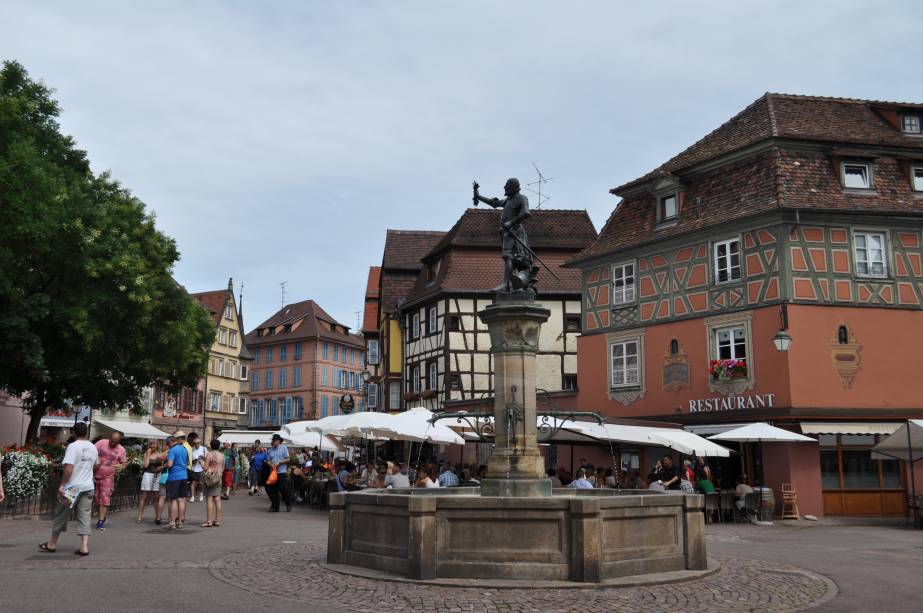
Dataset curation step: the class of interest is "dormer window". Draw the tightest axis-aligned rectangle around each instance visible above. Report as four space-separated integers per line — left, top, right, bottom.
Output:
902 114 921 134
842 162 872 190
659 194 678 222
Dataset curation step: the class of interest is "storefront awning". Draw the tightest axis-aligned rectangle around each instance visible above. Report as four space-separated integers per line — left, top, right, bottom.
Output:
684 423 750 437
40 416 80 428
94 418 171 439
800 422 902 436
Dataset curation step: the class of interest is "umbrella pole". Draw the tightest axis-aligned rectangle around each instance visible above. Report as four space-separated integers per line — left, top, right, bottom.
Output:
908 421 918 527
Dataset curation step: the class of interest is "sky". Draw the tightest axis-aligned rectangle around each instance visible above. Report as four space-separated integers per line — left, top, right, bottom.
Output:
2 1 921 331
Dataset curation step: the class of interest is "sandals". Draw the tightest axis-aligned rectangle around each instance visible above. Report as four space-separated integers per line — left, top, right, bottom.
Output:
154 519 163 525
74 550 89 556
135 518 143 524
168 522 176 530
200 522 213 528
38 543 56 553
212 522 220 527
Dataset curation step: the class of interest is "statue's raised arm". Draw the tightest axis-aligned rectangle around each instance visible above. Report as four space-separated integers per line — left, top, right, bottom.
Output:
473 178 539 295
473 181 502 208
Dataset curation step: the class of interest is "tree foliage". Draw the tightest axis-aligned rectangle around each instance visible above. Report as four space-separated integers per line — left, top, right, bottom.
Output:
0 60 214 441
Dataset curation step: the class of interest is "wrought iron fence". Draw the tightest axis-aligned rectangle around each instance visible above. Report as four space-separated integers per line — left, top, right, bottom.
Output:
0 473 142 520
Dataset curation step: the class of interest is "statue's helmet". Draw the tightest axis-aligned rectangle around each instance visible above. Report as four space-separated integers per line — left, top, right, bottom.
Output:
504 178 520 191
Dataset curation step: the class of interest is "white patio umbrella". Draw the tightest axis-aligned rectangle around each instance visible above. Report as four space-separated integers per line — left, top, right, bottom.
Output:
284 431 342 452
710 422 815 519
303 412 394 438
871 420 923 526
380 407 464 445
565 421 733 457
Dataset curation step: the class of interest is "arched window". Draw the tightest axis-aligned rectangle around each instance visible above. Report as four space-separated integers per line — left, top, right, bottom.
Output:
670 339 679 355
838 325 849 344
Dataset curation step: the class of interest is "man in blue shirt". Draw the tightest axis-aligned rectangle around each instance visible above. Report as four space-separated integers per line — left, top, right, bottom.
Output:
569 468 594 490
438 463 459 487
266 434 291 512
165 435 190 529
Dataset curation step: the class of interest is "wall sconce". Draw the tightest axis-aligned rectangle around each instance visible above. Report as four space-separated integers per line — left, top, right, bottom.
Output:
773 303 792 352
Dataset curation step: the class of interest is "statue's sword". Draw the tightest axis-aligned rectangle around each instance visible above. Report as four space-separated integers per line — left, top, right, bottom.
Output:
500 224 562 282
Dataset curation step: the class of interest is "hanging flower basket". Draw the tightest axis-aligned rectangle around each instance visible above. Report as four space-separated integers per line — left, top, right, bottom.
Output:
709 358 747 382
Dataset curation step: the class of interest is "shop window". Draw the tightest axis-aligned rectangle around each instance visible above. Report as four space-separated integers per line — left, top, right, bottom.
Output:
841 450 880 488
820 450 841 489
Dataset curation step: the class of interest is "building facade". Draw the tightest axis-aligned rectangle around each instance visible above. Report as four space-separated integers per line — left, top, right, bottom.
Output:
192 279 252 442
246 300 366 426
401 208 597 409
362 267 383 411
570 94 923 517
374 230 446 412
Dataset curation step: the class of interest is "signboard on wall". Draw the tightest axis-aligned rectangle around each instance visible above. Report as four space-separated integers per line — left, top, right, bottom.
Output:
688 393 775 413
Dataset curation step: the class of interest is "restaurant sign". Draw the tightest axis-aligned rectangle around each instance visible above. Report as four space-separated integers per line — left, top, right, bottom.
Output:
688 393 775 413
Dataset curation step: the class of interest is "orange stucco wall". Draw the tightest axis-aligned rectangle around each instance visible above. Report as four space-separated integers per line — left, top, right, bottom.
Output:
787 304 923 409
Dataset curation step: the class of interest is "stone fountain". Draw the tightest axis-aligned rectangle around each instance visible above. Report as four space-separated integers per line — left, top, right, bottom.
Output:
326 179 707 583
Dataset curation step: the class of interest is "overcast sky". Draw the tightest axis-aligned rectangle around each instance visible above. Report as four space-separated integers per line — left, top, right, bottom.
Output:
3 1 920 331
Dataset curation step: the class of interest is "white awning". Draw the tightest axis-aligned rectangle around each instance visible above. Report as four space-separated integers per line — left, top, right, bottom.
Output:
800 422 902 436
40 416 80 428
94 418 171 440
684 423 750 437
217 430 281 445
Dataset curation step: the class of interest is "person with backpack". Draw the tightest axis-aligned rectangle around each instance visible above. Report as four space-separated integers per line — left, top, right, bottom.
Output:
201 439 224 528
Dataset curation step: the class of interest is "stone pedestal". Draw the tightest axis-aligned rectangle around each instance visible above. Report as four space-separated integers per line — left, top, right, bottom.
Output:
478 291 552 498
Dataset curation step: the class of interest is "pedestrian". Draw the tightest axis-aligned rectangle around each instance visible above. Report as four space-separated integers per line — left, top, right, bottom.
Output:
40 422 98 555
0 449 5 503
265 433 292 512
93 430 127 530
136 440 166 524
201 439 224 527
250 442 267 496
221 442 236 500
569 468 594 489
438 463 459 487
238 448 250 493
188 432 206 503
165 433 190 529
384 462 410 488
647 455 680 491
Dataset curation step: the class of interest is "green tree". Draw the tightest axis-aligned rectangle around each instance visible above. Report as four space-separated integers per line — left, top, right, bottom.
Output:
0 60 214 442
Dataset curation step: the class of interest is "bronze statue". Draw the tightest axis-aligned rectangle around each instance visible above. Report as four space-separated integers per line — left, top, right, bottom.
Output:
473 178 539 294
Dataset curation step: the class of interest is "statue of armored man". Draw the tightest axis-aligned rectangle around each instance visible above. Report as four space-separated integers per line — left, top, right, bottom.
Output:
473 178 539 295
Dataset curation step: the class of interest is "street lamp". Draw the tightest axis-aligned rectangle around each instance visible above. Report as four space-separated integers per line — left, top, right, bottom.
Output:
773 303 792 352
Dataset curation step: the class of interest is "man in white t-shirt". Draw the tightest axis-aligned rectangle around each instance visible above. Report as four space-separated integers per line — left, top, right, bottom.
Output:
188 433 207 503
40 422 99 555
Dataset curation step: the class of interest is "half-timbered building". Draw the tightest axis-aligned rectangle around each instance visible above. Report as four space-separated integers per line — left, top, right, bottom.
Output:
401 208 597 409
569 94 923 518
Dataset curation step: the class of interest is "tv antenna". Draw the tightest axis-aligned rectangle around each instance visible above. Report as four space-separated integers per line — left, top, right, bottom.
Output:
280 281 287 310
355 310 362 332
524 161 553 209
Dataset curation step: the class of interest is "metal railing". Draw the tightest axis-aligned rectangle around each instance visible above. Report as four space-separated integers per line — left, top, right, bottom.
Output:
0 474 142 520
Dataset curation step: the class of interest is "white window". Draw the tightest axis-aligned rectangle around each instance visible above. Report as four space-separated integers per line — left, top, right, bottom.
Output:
610 340 639 388
217 359 225 377
367 340 380 365
238 397 248 414
322 367 328 386
229 330 238 348
413 365 421 394
240 365 249 381
428 362 438 390
368 383 379 409
854 231 888 277
611 262 636 305
209 391 221 411
428 306 437 335
389 382 401 410
713 238 741 283
218 327 228 345
842 162 871 189
913 166 923 192
715 326 747 361
659 194 678 221
412 313 421 339
225 304 233 320
902 115 921 133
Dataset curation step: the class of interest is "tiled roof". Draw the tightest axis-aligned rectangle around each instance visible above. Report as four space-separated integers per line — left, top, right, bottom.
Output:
573 93 923 263
244 299 363 347
380 272 418 315
614 93 923 194
191 289 228 326
403 249 583 306
424 208 597 260
381 230 446 270
362 266 381 334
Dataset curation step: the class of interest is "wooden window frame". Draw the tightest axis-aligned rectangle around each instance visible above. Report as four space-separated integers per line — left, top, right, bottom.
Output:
852 229 889 279
712 237 742 284
611 261 637 305
609 338 641 389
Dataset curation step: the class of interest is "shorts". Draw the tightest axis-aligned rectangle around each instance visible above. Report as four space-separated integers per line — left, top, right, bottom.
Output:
189 471 203 484
52 490 93 536
222 469 234 488
165 479 190 500
140 472 161 492
204 484 222 498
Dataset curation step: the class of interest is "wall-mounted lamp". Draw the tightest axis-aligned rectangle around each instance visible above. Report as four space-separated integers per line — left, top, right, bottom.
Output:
773 303 792 352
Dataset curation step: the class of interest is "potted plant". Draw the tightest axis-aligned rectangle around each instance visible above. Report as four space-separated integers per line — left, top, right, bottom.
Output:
422 389 438 400
709 358 747 382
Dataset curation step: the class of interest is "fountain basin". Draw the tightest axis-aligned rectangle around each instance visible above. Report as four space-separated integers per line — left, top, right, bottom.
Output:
327 488 707 583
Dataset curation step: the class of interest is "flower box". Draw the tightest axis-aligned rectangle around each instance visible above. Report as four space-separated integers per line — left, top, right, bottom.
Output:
421 390 438 399
709 358 747 382
403 392 420 401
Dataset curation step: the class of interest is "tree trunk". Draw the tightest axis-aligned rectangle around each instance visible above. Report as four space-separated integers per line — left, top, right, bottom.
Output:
25 407 45 444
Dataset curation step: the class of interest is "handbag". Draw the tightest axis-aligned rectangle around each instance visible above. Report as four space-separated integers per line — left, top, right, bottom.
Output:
266 465 278 486
159 471 169 486
204 469 221 488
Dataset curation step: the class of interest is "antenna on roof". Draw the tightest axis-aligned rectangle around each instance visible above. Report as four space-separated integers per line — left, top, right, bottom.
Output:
355 310 361 332
280 281 287 310
524 161 553 209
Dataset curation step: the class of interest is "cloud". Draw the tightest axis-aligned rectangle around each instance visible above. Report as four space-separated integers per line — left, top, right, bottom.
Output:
2 1 920 328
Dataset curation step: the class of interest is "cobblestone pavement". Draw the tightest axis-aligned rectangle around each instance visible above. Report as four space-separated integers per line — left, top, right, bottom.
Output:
211 541 838 613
